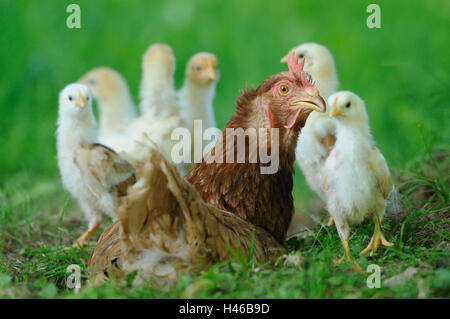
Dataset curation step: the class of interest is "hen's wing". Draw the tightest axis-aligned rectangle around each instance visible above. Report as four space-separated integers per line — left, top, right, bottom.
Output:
368 146 391 199
88 220 123 284
88 148 283 283
75 143 136 197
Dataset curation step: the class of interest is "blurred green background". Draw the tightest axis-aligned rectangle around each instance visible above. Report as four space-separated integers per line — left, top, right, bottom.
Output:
0 0 449 207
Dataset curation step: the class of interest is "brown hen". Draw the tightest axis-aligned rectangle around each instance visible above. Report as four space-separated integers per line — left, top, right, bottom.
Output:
88 52 326 283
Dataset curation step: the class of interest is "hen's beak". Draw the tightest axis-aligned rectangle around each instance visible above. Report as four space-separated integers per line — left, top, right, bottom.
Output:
285 95 326 128
75 92 86 108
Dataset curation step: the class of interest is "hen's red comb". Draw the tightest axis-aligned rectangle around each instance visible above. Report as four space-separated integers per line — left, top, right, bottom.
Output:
287 51 314 89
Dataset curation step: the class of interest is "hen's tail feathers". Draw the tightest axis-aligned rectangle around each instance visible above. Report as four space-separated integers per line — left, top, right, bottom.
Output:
117 148 214 278
88 221 123 284
117 149 282 279
385 185 409 223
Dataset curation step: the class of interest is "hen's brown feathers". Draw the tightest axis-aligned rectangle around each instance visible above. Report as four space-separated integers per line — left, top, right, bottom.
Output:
88 56 321 282
88 150 283 282
235 73 285 111
88 221 122 284
187 153 295 243
187 75 302 243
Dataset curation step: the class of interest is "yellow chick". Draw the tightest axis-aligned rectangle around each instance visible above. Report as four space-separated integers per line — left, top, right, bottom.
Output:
126 44 187 172
322 91 393 268
138 43 177 116
79 67 137 152
57 83 136 246
178 52 219 154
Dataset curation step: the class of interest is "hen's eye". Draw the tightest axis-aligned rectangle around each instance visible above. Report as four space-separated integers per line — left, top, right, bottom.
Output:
68 96 73 101
346 102 351 108
279 85 289 95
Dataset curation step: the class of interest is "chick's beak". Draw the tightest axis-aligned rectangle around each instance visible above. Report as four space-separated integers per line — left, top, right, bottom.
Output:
284 94 326 129
75 93 86 108
329 98 343 117
205 67 216 81
280 52 290 63
329 105 342 117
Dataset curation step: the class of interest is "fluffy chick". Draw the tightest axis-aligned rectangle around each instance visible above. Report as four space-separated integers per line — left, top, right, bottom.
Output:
138 43 177 116
79 67 137 152
178 52 219 154
322 91 393 267
281 43 338 225
57 83 136 246
127 44 186 170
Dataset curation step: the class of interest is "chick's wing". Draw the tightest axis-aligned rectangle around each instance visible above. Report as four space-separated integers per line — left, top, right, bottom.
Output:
76 143 136 197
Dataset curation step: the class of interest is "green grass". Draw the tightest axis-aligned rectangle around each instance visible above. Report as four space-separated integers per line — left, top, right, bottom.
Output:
0 151 448 299
0 0 449 298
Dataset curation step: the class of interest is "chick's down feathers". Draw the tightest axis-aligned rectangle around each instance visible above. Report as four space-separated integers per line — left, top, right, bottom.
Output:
322 91 393 262
126 43 188 174
78 67 137 153
57 83 136 246
178 52 219 154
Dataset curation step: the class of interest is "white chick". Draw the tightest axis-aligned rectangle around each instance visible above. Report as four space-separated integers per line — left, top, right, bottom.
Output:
178 52 219 154
322 91 393 267
78 67 137 153
127 44 186 171
281 43 338 225
57 83 136 247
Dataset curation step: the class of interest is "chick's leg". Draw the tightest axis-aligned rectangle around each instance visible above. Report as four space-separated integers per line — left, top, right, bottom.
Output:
360 214 393 256
327 217 334 227
73 216 102 247
334 219 351 264
335 219 364 274
336 236 350 264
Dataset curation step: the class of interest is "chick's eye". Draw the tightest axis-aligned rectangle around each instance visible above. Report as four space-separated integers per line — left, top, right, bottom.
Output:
279 84 289 95
196 66 202 71
88 79 96 85
346 102 351 108
299 53 304 59
68 96 73 101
